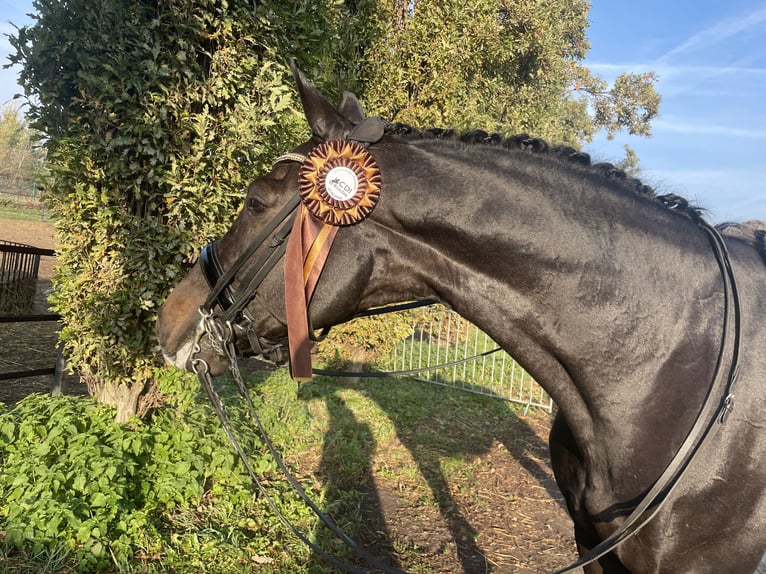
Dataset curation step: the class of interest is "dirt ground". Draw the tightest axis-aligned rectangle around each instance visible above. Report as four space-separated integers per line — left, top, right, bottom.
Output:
0 217 581 573
355 412 582 573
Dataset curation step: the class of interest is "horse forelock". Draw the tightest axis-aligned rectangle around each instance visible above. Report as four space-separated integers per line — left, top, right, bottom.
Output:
383 122 706 223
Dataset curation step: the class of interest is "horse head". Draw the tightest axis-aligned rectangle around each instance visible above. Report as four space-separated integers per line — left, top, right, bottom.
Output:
157 64 411 376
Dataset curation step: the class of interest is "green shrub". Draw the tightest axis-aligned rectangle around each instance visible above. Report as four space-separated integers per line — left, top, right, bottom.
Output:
316 312 415 369
0 368 320 572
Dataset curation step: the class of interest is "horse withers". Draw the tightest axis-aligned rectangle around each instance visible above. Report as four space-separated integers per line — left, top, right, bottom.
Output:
157 65 766 573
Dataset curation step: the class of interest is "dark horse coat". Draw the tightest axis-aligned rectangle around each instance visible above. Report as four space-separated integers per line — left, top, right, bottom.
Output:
158 66 766 573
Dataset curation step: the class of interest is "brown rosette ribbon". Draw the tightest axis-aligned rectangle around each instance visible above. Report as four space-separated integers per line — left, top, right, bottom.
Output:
284 141 381 380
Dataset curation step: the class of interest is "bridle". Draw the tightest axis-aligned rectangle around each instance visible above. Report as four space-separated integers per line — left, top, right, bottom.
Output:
191 184 302 373
187 138 743 573
188 142 416 573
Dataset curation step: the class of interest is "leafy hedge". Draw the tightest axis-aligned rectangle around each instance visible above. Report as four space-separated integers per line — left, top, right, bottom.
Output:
0 369 322 572
8 0 374 420
317 312 414 369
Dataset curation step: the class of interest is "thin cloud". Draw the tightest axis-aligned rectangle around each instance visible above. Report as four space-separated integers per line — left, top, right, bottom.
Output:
585 6 766 223
588 62 766 79
643 168 766 222
587 61 766 102
658 3 766 63
654 119 766 139
646 168 765 193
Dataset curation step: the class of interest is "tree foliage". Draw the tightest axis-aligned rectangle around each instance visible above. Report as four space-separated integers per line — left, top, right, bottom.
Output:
359 0 660 144
0 102 45 195
614 144 642 177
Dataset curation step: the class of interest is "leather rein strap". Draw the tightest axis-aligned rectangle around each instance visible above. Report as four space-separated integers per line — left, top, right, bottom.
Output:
195 351 406 574
550 219 742 573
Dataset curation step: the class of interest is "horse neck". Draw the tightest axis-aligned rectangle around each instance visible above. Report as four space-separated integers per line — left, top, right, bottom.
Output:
369 140 724 470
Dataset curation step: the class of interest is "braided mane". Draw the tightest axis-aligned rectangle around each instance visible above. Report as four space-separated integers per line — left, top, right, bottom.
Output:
384 123 766 263
384 123 706 222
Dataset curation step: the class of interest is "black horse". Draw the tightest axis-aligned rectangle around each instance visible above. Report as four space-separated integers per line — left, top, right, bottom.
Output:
157 66 766 573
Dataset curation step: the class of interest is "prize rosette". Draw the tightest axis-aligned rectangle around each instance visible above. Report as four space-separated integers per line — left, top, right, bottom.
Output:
299 140 381 226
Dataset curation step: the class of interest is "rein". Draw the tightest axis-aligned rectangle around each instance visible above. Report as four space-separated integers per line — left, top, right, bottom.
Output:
549 219 742 573
193 340 407 574
190 139 742 572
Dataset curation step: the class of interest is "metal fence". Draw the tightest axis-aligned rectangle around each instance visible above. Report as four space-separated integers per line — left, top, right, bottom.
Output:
385 306 554 412
0 240 63 384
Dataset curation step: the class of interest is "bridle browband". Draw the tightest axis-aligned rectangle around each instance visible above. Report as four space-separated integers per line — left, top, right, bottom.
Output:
189 143 743 573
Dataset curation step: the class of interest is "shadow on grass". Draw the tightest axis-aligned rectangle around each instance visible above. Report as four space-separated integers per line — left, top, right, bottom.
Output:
296 373 564 574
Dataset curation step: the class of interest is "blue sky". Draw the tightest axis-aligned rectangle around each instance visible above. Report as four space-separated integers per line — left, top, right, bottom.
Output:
1 1 765 223
584 0 766 223
0 1 29 106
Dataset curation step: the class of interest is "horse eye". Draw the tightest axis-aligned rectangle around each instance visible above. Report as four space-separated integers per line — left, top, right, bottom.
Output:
246 196 267 213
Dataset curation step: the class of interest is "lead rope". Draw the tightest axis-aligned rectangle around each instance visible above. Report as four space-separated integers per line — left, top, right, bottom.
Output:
192 328 406 574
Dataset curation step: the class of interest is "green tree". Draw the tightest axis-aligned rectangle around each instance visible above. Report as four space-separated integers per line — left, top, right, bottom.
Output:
318 0 660 369
8 0 368 421
615 144 642 177
0 102 45 195
359 0 660 144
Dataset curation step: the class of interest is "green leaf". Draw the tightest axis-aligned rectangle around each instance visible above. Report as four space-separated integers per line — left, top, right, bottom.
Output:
90 492 109 507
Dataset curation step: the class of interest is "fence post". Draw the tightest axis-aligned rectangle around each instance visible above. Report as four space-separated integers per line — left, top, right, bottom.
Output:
51 342 66 396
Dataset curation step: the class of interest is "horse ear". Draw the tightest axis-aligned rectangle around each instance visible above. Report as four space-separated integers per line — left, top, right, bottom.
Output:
338 91 366 123
289 60 352 141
